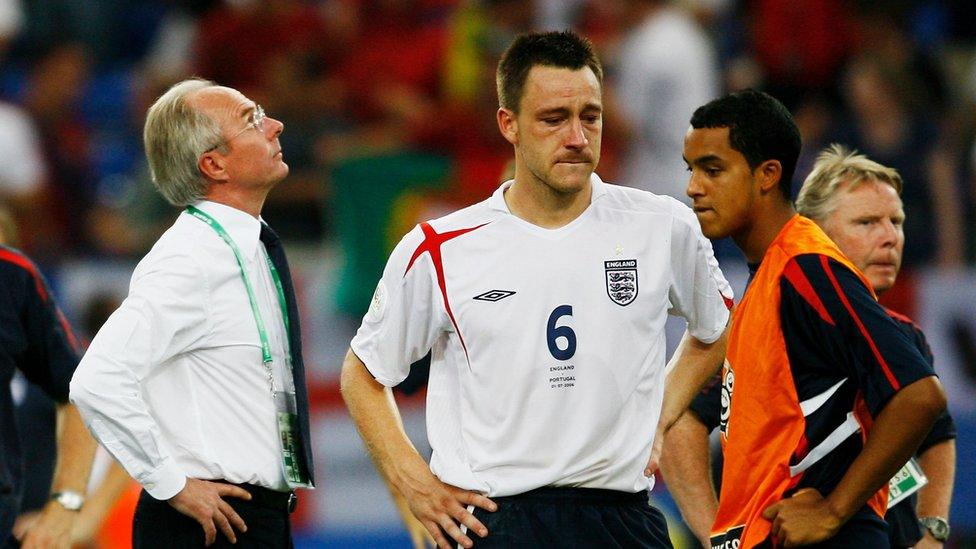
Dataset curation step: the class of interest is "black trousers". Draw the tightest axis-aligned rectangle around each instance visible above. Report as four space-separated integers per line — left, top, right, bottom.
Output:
132 483 295 548
470 487 673 548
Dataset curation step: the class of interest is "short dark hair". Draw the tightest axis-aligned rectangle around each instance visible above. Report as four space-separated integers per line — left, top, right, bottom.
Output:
690 89 801 200
496 30 603 112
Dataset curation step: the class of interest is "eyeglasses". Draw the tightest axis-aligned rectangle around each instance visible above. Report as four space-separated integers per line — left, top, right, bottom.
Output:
205 105 267 152
230 104 266 140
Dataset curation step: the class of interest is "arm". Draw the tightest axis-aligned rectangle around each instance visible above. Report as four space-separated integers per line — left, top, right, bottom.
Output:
911 325 955 549
652 200 733 476
915 439 955 548
69 460 134 544
387 472 435 549
381 354 434 549
340 349 495 549
660 411 717 548
764 256 947 546
9 251 96 548
19 403 97 549
646 327 727 476
764 376 946 546
825 376 945 520
69 251 249 545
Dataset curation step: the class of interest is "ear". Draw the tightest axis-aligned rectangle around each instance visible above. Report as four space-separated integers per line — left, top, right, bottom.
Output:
497 107 519 146
756 159 783 195
198 151 230 183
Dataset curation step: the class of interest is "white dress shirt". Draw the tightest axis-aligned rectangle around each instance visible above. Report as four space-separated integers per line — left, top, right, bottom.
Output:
70 200 291 500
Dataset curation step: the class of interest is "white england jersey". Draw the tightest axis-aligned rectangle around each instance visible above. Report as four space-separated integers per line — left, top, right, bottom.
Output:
351 174 732 497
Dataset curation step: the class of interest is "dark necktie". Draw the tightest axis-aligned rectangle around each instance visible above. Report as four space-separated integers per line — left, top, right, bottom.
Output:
259 223 315 486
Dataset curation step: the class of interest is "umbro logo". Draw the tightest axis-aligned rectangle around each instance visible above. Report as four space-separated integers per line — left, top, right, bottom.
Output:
473 290 516 302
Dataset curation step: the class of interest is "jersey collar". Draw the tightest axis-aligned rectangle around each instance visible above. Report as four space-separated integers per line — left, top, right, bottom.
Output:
190 200 264 258
488 172 608 213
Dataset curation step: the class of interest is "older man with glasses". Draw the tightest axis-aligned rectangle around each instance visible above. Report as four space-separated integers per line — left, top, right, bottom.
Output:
70 78 314 548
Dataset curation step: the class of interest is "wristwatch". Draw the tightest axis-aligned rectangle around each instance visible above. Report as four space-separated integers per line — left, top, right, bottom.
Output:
50 491 85 511
918 516 950 542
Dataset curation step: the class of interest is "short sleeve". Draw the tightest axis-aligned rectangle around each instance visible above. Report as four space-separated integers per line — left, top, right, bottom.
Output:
351 225 448 387
780 255 935 416
667 201 733 343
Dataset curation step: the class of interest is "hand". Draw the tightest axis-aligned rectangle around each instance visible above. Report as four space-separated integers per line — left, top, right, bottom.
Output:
167 478 251 546
393 486 435 549
762 488 843 547
398 462 497 549
404 511 436 549
17 501 76 549
12 510 41 542
69 508 101 544
915 531 943 549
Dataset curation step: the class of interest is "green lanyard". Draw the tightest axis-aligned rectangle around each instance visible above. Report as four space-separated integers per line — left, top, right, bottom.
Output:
186 206 290 366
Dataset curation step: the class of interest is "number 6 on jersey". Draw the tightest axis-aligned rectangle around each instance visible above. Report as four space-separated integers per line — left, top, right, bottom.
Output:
546 305 576 361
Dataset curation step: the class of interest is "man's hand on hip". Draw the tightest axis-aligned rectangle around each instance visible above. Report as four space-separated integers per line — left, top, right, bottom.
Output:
398 460 497 549
168 478 252 546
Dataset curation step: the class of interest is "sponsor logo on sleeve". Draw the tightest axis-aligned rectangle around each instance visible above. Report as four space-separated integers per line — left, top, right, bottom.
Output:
366 281 387 322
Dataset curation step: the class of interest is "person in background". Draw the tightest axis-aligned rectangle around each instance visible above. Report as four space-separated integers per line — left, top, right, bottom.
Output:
614 0 718 203
0 202 97 548
10 291 140 548
70 78 314 548
662 144 957 548
677 89 946 548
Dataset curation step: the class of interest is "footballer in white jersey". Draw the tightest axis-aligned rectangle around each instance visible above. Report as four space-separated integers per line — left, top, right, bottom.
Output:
343 30 732 549
351 173 732 497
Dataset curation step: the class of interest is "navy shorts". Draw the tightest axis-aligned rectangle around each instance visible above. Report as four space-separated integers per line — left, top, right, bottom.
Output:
469 487 673 548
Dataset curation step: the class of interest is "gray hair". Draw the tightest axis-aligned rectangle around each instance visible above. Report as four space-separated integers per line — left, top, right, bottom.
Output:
796 143 903 222
143 78 225 207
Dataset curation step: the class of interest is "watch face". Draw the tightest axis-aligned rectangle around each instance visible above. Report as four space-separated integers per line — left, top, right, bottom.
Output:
921 517 950 541
53 491 84 511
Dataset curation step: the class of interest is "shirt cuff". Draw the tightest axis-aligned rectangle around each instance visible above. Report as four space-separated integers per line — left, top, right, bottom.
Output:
139 458 187 500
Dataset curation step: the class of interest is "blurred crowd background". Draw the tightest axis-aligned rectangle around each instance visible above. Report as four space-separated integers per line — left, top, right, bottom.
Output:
1 0 975 547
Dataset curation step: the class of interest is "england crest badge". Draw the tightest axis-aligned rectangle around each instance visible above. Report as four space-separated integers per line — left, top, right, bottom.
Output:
605 259 638 306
